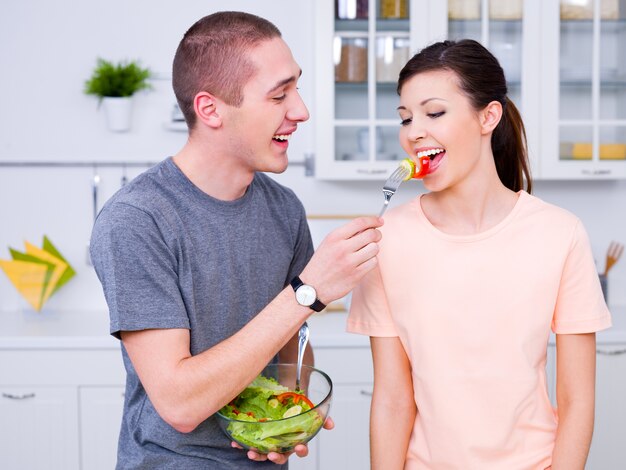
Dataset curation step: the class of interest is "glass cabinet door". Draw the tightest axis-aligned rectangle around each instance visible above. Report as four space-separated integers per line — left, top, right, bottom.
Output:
333 0 410 173
543 0 626 178
447 0 532 149
315 0 537 180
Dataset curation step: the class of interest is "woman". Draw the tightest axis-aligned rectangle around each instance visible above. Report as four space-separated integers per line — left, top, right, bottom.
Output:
347 39 611 469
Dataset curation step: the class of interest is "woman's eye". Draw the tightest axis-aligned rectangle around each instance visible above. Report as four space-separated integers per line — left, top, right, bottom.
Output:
427 111 445 118
273 94 287 102
400 118 412 126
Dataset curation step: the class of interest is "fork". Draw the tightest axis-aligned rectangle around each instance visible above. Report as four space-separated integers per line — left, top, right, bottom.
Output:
379 165 411 217
604 241 624 275
295 322 309 392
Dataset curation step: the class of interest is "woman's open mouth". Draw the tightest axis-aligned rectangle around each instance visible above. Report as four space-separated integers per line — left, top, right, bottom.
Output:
417 148 445 173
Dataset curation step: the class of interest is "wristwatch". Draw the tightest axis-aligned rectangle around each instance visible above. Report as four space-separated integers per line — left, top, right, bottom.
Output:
290 276 326 312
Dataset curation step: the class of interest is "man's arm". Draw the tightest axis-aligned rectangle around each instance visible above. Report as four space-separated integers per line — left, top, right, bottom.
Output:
121 216 383 434
550 332 596 469
370 336 416 470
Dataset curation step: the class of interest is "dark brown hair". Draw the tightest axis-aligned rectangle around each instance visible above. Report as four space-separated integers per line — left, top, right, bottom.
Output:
172 11 281 129
398 39 532 193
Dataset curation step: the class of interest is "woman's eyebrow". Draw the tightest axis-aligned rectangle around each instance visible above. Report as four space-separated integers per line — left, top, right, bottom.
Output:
397 97 447 110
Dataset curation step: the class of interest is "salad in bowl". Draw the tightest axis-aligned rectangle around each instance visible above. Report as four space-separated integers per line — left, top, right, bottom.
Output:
216 363 332 453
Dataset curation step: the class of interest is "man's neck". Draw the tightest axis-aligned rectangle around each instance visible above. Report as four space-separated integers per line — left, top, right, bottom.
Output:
172 144 254 202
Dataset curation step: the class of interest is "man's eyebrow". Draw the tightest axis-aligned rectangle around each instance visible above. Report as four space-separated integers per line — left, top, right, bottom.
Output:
397 97 446 110
267 69 303 94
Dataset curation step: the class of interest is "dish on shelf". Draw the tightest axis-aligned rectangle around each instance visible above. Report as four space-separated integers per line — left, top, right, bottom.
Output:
559 142 626 160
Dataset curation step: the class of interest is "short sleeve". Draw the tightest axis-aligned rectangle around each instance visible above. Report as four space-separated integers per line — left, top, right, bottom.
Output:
552 220 612 334
347 264 398 337
90 202 189 339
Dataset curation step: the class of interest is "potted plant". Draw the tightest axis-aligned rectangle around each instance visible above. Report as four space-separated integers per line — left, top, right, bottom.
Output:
84 58 152 132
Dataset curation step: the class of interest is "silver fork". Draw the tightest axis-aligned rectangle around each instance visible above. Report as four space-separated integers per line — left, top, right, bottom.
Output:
295 322 309 392
379 165 411 217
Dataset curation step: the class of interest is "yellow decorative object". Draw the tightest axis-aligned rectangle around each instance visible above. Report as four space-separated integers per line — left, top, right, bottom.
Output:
570 143 626 160
599 144 626 160
571 143 593 160
0 236 75 312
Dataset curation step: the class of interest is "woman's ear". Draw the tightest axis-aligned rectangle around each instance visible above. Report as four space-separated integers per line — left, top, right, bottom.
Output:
479 100 503 135
194 91 222 129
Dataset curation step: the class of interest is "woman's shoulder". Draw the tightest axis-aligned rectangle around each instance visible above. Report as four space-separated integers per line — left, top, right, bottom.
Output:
519 191 581 226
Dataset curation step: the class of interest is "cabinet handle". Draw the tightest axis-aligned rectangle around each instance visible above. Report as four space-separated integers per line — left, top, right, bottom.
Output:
2 392 36 400
360 390 373 396
356 168 388 175
597 348 626 356
581 169 612 176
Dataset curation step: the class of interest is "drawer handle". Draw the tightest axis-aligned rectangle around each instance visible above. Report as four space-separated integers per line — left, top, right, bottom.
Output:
356 168 388 175
2 392 36 400
597 348 626 356
581 169 612 176
360 390 373 396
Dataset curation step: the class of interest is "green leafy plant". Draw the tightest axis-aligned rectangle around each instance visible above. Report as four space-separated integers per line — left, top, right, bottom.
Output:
84 58 152 99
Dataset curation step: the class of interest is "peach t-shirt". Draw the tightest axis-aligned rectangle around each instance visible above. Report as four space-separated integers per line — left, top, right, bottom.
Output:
347 191 611 469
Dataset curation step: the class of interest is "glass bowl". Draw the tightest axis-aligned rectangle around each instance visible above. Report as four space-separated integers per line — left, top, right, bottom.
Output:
216 363 333 453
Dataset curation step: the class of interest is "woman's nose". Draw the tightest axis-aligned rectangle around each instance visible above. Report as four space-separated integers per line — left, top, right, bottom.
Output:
407 121 426 141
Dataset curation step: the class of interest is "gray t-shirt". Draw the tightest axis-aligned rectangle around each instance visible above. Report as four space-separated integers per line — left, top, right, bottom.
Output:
90 158 314 469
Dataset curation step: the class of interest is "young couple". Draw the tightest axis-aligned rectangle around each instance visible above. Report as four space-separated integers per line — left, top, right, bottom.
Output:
91 11 610 470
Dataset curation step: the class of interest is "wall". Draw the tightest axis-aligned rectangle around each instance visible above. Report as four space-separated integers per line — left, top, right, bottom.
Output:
0 0 624 318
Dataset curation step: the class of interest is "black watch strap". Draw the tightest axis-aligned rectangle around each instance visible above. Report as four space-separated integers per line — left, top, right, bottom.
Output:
290 276 326 312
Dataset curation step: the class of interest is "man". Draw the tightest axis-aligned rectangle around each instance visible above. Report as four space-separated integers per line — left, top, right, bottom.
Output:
90 11 382 469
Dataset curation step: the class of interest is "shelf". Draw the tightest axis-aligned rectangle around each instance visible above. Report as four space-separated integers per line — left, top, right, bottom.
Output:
335 18 410 32
559 79 626 87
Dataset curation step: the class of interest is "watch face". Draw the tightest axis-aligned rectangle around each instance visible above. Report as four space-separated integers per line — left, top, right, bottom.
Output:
295 285 317 306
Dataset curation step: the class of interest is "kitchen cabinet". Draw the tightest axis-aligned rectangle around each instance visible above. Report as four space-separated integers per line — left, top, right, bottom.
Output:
0 386 80 470
314 0 540 179
314 0 625 180
540 0 626 179
292 324 374 470
4 309 622 469
549 341 626 469
547 308 626 469
588 343 626 469
314 347 373 470
0 331 125 470
314 0 430 179
0 311 373 470
79 386 125 470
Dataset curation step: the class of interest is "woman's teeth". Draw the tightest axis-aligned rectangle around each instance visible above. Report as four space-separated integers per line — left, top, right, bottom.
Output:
273 134 290 141
417 148 445 159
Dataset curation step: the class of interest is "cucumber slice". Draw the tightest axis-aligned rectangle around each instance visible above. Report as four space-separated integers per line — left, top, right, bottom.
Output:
399 158 415 181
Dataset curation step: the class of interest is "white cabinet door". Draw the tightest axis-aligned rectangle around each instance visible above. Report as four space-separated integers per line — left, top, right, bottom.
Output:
79 386 125 470
317 384 372 470
0 386 79 470
587 345 626 469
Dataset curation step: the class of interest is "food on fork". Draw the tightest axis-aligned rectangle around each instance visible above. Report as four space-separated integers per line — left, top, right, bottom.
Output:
399 156 430 180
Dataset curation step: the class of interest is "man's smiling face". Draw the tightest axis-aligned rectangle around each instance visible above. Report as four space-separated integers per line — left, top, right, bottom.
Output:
222 37 310 175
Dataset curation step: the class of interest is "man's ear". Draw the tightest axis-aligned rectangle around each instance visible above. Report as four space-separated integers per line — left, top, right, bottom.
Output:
480 100 503 135
194 91 222 128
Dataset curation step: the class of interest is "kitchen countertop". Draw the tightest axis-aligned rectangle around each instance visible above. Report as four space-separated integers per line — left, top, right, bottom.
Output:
0 306 624 350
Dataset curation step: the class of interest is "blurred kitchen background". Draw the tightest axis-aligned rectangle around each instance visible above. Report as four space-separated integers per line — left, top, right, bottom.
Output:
1 1 625 469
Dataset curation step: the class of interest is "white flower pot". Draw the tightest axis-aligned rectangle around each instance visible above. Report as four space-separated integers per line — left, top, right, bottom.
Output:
102 96 133 132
